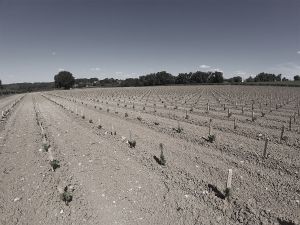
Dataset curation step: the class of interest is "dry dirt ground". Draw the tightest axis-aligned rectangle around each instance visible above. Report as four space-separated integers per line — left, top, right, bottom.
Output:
0 85 299 225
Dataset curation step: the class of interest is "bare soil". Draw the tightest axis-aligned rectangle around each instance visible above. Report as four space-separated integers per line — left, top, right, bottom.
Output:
0 85 299 225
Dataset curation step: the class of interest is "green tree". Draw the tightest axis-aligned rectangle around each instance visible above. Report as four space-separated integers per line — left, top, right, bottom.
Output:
54 71 75 89
294 75 300 81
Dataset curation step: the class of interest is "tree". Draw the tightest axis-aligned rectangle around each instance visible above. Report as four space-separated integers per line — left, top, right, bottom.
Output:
282 77 289 81
276 74 282 81
245 76 254 82
294 75 300 81
208 71 224 83
0 80 2 89
227 76 242 83
54 71 75 89
175 73 192 84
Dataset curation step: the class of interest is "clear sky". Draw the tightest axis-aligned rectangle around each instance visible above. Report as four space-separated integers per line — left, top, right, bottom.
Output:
0 0 299 84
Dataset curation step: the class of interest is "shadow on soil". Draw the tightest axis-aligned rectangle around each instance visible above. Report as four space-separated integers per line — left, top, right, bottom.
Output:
153 155 163 165
277 218 296 225
208 184 225 200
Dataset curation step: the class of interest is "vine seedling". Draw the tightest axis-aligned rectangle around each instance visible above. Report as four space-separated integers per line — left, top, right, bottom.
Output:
50 159 60 171
128 130 136 148
60 186 74 206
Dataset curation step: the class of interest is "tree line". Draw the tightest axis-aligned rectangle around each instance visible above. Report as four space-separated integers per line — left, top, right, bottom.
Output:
54 70 300 89
0 71 299 94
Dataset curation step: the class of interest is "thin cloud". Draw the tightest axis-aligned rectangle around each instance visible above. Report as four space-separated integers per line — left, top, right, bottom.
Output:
90 67 101 71
268 62 300 77
235 70 246 76
51 51 56 56
297 51 300 54
200 64 210 69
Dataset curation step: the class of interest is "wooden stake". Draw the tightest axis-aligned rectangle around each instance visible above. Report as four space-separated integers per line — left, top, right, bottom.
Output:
280 125 285 141
289 116 292 131
233 118 237 129
227 169 233 189
263 138 268 158
209 119 212 136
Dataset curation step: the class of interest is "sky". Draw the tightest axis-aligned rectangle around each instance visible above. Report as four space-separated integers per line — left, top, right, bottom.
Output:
0 0 299 84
